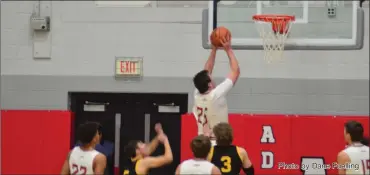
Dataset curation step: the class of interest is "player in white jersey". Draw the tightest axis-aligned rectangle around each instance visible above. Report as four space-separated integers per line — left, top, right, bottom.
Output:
175 135 221 175
337 121 369 175
61 122 107 175
192 36 240 146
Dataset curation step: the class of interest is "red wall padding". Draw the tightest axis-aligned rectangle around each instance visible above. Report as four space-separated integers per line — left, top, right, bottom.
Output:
181 114 369 174
1 111 368 174
1 110 72 174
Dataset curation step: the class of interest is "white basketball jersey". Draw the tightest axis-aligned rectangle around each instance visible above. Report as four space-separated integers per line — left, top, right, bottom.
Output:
193 78 233 136
179 159 215 174
343 144 369 175
69 146 100 175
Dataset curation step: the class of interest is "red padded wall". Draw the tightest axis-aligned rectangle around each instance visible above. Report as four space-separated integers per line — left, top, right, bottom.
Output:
181 114 369 174
41 111 72 174
243 115 292 174
1 110 72 174
1 110 368 174
180 114 197 161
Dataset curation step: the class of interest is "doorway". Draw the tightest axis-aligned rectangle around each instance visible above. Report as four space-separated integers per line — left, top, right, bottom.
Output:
69 92 188 175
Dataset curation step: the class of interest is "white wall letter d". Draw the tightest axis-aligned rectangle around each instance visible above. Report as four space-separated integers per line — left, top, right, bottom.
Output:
261 151 274 169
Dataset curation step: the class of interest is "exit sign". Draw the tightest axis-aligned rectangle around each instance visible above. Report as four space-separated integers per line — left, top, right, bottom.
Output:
115 57 143 77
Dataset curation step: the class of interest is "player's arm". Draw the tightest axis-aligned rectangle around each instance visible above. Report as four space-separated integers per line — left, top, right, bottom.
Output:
337 151 350 175
175 164 181 175
93 153 107 175
146 136 160 155
222 36 240 84
238 147 254 175
204 46 217 74
213 37 240 99
207 146 214 161
146 123 164 155
60 151 71 175
140 136 173 169
211 166 222 175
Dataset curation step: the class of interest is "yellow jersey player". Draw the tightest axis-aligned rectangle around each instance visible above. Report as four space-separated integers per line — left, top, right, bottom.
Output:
208 123 254 175
122 123 173 175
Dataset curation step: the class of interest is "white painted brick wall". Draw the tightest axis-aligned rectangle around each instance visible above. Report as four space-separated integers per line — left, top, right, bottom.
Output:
1 1 369 79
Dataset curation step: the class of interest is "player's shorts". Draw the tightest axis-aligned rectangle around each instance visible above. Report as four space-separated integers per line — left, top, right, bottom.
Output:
209 136 216 146
211 139 217 146
198 133 217 146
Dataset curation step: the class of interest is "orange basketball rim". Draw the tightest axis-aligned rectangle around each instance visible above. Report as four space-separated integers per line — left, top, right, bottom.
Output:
253 14 295 34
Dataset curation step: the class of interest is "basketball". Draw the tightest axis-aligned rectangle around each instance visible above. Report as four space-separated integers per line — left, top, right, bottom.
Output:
210 26 231 47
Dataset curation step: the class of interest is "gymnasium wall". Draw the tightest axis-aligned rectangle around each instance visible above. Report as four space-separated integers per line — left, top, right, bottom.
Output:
1 1 369 114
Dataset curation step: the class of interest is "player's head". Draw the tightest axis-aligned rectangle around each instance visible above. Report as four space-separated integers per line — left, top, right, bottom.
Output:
213 122 233 146
344 120 364 143
190 135 212 159
124 140 149 159
193 70 214 94
77 122 102 147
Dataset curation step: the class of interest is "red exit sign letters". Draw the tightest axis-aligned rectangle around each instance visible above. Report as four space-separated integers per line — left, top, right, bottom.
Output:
115 57 143 77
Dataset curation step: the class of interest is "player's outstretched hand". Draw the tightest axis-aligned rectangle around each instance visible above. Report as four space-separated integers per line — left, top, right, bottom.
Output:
220 36 231 51
158 134 168 144
155 123 163 134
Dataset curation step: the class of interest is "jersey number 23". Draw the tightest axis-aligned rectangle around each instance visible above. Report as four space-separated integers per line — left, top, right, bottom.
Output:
196 107 208 126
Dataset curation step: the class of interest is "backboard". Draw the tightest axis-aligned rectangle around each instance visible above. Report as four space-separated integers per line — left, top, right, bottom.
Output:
202 1 365 50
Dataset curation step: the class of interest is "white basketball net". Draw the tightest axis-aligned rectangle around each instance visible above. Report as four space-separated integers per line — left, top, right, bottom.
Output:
253 18 294 63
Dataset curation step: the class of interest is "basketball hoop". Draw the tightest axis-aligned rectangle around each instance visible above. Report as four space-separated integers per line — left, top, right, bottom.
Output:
252 14 295 63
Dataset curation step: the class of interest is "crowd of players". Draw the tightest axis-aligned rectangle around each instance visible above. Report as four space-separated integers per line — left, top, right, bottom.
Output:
61 36 369 175
60 120 369 175
60 121 254 175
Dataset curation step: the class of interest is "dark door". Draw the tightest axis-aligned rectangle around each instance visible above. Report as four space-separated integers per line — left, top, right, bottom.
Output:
118 103 182 175
149 110 182 175
70 92 187 175
118 102 146 175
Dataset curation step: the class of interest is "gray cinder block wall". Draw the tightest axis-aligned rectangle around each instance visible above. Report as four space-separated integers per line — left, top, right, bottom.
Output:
1 1 369 115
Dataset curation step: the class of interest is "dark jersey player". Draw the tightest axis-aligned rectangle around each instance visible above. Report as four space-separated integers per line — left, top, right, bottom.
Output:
208 122 254 175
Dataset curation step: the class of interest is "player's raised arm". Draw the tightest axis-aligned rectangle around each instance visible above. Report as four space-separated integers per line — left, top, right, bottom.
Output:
141 134 173 169
204 46 217 74
213 36 240 99
336 151 350 175
146 123 164 155
223 36 240 84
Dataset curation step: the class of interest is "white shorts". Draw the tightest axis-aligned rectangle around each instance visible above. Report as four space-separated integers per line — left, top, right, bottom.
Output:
198 133 216 146
211 139 217 146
